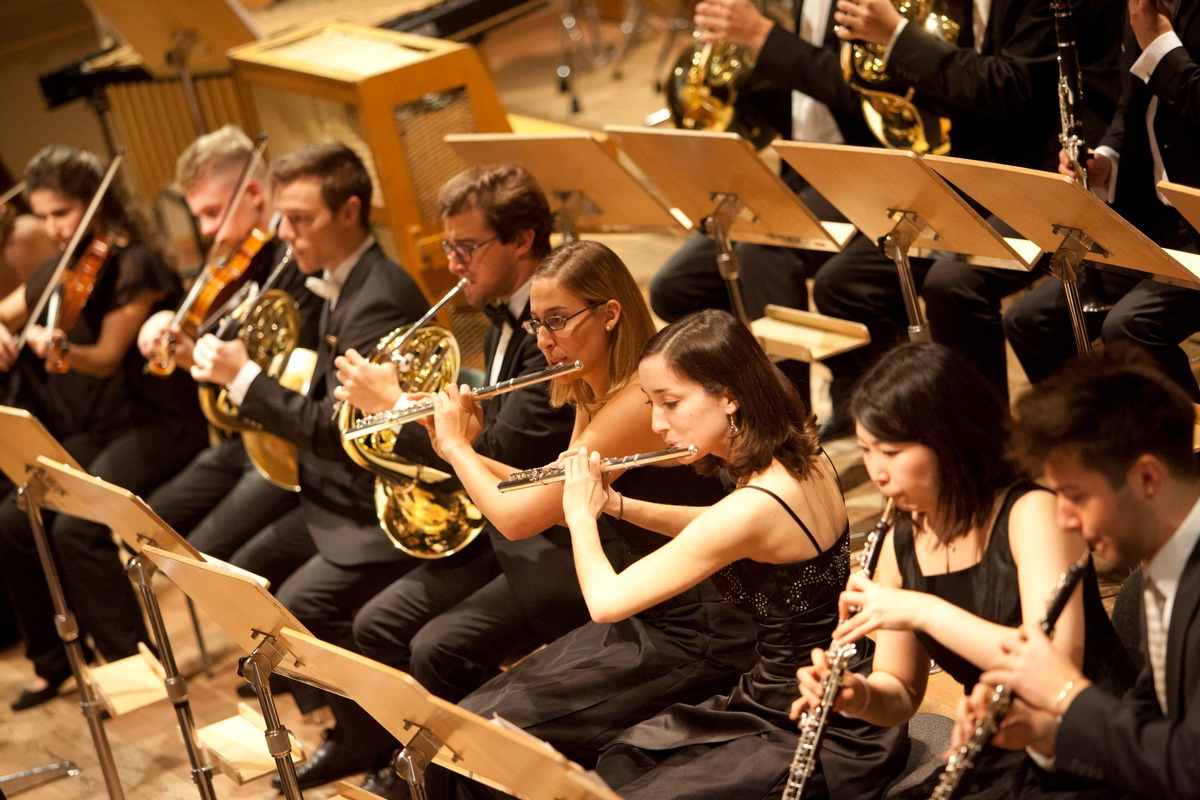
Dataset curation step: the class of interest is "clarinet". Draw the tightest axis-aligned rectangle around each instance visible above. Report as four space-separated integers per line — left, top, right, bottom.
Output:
781 499 896 800
1052 0 1111 312
1052 0 1088 187
929 550 1092 800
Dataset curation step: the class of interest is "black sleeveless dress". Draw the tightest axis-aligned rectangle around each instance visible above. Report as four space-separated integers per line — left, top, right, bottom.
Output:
892 482 1135 800
594 484 910 800
429 463 758 800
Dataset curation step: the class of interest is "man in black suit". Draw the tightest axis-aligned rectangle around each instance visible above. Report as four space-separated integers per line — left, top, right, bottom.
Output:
809 0 1125 426
190 142 430 784
648 0 876 405
138 125 322 571
1004 0 1200 401
239 163 586 797
955 347 1200 800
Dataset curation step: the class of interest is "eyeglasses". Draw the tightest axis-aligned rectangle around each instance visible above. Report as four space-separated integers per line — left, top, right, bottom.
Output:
441 235 499 264
521 301 606 336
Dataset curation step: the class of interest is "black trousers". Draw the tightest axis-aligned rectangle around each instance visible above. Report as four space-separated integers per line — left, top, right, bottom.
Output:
648 185 847 403
0 421 206 682
1004 213 1200 400
146 436 300 561
314 533 553 760
813 214 1036 409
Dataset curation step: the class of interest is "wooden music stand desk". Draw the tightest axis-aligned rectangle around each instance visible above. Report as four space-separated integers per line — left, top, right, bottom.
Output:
925 156 1200 352
277 628 622 800
141 545 346 799
443 132 686 240
599 126 868 362
0 408 118 798
772 142 1040 343
1158 181 1200 265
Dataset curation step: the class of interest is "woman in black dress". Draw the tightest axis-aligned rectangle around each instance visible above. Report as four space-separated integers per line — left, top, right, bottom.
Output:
794 342 1133 799
0 145 206 710
424 245 756 799
563 308 908 800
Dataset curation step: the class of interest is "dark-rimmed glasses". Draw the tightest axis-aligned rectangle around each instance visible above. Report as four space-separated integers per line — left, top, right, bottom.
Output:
441 235 498 264
521 301 606 336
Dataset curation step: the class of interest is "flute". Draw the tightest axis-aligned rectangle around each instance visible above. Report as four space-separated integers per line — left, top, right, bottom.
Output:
342 360 583 441
497 445 698 492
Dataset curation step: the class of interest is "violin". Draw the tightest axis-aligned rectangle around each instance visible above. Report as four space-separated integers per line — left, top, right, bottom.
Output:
146 227 273 376
43 234 112 374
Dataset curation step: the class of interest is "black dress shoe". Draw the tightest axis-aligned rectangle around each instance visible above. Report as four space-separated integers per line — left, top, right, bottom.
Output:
10 671 71 712
11 683 62 711
361 763 413 800
272 730 380 790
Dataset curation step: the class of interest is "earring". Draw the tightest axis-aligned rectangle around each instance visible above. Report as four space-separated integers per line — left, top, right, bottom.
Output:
728 415 739 436
605 324 612 331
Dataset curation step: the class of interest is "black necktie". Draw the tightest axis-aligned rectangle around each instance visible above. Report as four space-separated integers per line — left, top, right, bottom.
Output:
482 303 517 330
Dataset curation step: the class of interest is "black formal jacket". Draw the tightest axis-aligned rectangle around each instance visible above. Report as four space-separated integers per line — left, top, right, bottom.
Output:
239 242 429 567
1057 535 1200 799
751 0 1121 170
1102 0 1200 236
389 300 588 640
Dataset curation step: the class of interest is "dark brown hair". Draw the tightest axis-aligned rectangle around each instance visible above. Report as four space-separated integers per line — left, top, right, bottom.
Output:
438 163 552 260
852 343 1016 541
26 145 161 254
640 309 820 483
270 142 372 229
1011 345 1199 487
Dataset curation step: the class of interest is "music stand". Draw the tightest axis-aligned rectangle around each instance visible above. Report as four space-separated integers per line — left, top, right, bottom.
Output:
603 126 856 325
772 142 1039 344
88 0 260 135
443 132 686 242
276 628 623 800
0 407 119 799
597 125 868 362
1159 181 1200 242
141 546 337 800
31 457 222 800
925 155 1200 354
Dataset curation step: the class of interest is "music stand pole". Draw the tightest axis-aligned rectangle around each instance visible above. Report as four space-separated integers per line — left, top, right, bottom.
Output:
392 727 443 800
879 210 932 343
702 193 751 327
554 189 600 244
16 476 125 800
241 635 304 800
1046 225 1106 355
125 554 219 800
0 761 81 796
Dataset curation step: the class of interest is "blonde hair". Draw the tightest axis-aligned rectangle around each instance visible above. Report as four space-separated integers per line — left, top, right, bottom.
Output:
175 125 268 193
534 241 656 415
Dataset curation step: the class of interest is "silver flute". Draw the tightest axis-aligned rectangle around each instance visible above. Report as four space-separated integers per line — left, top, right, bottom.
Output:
496 444 698 492
782 499 895 800
342 361 583 441
928 550 1091 800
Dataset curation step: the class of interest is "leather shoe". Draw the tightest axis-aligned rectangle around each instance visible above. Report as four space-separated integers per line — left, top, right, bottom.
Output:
361 763 413 800
11 683 63 711
272 730 380 790
11 671 71 712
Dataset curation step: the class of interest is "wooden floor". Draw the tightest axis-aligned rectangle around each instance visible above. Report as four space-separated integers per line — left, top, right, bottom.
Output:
0 4 1132 798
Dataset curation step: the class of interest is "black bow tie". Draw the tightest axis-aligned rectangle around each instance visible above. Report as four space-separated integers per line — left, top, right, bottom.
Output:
482 303 518 330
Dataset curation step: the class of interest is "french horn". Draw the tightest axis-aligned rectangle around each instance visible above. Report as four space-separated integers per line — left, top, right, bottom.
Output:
198 287 315 491
665 3 779 150
337 279 486 559
841 0 959 154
